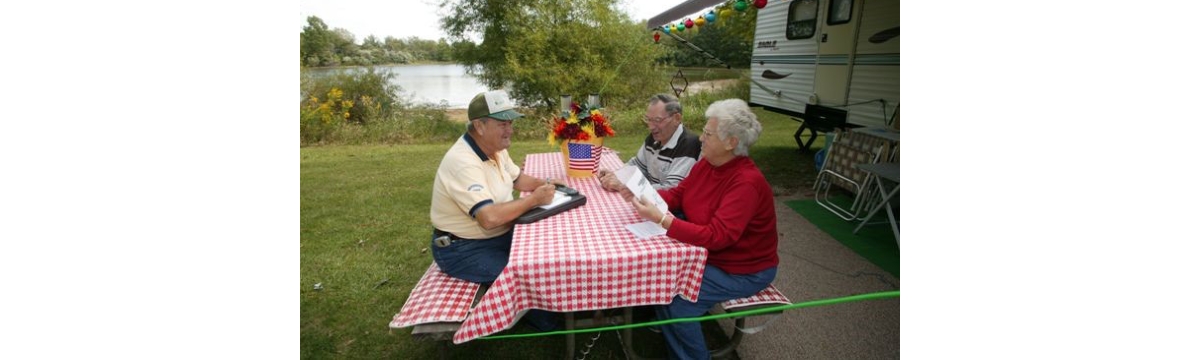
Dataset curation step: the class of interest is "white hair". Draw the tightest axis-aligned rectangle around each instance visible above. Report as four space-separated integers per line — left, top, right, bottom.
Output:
704 99 762 156
467 117 487 134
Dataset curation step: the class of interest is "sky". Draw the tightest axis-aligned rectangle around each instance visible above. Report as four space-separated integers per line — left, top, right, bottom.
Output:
298 0 684 42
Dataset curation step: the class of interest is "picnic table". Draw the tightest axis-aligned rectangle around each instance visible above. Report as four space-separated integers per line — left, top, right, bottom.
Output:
452 151 709 344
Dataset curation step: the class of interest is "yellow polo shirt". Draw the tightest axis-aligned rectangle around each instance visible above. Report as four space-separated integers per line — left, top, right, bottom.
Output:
430 134 521 239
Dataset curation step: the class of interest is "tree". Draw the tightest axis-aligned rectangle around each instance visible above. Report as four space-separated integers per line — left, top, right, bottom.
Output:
332 28 359 60
300 16 337 66
362 35 382 50
439 0 667 109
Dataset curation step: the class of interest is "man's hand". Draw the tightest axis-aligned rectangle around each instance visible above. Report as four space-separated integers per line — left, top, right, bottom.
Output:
530 182 557 206
597 169 622 192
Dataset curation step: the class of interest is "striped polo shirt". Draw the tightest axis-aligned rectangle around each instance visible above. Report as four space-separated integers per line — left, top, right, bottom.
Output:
626 124 702 190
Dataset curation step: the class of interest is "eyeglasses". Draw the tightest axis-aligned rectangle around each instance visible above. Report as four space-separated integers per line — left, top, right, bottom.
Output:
642 114 673 124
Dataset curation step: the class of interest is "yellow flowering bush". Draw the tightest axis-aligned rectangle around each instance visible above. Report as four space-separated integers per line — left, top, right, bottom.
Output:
301 87 354 143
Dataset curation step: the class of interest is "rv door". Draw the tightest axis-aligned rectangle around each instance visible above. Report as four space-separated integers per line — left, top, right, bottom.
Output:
814 0 858 106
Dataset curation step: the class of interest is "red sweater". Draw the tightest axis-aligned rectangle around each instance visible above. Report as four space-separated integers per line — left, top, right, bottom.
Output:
661 156 779 274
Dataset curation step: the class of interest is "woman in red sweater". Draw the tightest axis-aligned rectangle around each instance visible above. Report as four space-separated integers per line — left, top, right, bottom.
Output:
630 98 779 359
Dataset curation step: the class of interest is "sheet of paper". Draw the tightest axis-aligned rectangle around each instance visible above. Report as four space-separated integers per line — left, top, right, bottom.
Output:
537 190 572 210
614 165 668 214
625 221 667 239
536 191 571 210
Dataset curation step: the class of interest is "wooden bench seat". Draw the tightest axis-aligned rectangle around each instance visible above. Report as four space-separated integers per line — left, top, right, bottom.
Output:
620 284 793 360
389 263 481 356
709 284 792 359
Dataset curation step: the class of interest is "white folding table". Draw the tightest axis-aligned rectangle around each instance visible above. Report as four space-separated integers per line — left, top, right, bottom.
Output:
853 162 899 246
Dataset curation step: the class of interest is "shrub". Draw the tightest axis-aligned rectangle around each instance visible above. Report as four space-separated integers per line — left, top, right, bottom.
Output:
300 87 353 144
301 67 468 145
301 67 400 126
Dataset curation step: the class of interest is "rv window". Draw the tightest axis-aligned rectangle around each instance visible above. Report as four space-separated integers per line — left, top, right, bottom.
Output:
787 0 819 40
828 0 853 25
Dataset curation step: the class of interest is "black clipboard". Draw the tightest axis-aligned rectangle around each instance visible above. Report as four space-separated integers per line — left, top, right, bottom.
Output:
515 186 587 224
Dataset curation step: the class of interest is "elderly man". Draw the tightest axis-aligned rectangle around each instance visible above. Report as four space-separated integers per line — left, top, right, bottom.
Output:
429 89 560 284
598 94 701 192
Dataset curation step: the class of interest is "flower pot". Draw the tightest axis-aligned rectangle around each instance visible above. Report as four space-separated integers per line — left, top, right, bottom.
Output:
561 137 604 178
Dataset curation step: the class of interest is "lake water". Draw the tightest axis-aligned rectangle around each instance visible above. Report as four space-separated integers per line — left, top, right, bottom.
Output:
306 64 488 109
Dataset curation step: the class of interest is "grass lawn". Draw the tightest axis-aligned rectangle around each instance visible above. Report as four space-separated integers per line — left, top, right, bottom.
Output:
300 107 820 358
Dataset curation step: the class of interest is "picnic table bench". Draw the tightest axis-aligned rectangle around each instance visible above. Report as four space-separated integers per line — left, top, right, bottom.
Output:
389 263 480 358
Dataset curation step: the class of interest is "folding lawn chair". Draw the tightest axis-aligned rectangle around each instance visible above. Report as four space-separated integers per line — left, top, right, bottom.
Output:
813 128 891 220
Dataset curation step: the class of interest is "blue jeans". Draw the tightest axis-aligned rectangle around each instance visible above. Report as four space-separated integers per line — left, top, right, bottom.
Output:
429 230 562 330
430 230 512 284
656 265 777 360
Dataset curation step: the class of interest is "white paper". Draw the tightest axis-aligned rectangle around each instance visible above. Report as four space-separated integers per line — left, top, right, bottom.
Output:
537 190 573 210
625 221 667 239
614 165 669 214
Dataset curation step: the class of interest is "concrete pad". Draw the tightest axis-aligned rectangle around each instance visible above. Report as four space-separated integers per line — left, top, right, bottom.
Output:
714 198 900 359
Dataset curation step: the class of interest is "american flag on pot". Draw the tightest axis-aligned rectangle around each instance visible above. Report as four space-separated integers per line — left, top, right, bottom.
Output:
567 142 597 171
591 144 602 172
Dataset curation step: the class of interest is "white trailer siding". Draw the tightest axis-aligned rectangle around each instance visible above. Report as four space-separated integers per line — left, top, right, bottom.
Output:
855 0 899 55
750 55 817 114
845 0 899 127
846 64 899 127
750 0 899 128
750 0 819 115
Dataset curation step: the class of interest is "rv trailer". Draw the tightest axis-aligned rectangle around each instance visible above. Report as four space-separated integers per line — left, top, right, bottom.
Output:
648 0 900 129
750 0 899 129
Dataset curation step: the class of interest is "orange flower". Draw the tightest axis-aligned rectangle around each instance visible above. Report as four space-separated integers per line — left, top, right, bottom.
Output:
548 102 615 146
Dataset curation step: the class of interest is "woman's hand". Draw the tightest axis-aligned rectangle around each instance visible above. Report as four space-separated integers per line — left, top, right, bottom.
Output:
630 195 662 223
618 186 635 202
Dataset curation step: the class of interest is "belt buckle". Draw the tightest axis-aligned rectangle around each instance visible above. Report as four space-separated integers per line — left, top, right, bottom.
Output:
434 235 452 248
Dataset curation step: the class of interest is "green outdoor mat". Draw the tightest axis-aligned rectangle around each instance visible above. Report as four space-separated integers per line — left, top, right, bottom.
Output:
784 198 899 277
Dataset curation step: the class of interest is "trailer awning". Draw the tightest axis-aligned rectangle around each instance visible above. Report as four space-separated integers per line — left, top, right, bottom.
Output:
646 0 727 29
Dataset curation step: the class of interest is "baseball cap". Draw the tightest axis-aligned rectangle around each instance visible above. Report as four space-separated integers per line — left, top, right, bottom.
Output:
467 90 524 121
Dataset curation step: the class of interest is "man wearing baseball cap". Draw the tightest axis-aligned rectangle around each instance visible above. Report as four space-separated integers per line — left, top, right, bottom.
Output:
429 89 562 284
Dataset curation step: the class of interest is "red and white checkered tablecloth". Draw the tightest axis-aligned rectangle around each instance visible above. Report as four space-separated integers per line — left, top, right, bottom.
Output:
452 151 709 344
721 284 791 310
389 263 480 329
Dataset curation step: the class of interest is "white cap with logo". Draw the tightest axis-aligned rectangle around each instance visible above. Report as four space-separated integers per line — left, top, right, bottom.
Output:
467 90 524 121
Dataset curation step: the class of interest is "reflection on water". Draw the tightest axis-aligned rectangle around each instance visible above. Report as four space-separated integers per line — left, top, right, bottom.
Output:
306 64 487 109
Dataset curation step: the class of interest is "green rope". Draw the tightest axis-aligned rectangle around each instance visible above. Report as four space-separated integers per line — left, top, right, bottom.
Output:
478 290 899 340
